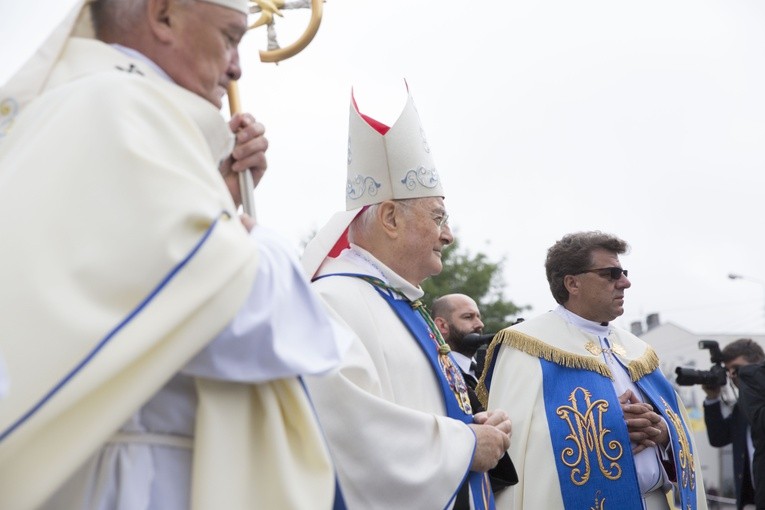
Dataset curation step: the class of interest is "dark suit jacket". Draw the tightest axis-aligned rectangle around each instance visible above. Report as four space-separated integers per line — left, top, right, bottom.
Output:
738 364 765 510
704 398 755 509
461 368 483 413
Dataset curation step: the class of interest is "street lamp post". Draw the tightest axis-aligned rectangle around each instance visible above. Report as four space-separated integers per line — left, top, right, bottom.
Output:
728 273 765 330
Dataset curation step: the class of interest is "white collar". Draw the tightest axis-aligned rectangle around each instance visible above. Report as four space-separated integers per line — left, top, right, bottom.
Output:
339 244 425 302
554 305 610 337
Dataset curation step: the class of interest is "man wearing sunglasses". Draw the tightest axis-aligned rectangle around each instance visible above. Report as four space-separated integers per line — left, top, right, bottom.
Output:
478 231 706 510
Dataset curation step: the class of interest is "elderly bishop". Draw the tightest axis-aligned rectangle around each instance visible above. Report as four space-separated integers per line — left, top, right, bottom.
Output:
302 86 513 510
0 1 349 509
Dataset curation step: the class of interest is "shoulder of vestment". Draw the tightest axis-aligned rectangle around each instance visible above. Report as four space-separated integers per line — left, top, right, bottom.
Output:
493 311 659 381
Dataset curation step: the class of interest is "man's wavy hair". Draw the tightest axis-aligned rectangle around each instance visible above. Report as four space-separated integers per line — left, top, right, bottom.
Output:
545 231 629 305
721 338 765 364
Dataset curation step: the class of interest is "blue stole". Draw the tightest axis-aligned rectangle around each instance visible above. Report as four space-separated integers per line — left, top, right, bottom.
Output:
540 360 642 510
635 371 698 509
314 273 494 510
539 361 699 510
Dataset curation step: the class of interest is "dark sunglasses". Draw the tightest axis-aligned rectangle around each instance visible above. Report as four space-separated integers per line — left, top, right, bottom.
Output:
575 267 629 281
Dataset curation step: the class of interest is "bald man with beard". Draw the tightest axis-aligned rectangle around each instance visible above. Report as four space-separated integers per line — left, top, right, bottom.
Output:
432 294 486 398
432 293 519 502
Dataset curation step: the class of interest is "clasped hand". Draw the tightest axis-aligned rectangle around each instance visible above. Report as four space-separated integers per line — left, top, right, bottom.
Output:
619 389 669 454
468 410 512 472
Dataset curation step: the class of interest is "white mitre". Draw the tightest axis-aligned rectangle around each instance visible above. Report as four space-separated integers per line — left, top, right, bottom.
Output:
345 89 444 209
302 85 445 279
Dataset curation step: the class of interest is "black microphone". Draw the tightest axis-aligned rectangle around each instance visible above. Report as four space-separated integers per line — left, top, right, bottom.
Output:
461 332 496 348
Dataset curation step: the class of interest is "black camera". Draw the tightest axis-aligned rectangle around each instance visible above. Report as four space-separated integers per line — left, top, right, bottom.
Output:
675 340 728 387
462 333 496 348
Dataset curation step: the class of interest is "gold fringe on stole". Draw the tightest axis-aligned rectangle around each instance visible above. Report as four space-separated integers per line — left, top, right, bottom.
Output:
475 332 500 408
476 329 612 409
496 329 613 377
627 347 660 382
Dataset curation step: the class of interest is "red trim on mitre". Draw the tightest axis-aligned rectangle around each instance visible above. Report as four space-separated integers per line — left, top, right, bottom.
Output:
359 113 389 135
351 89 390 135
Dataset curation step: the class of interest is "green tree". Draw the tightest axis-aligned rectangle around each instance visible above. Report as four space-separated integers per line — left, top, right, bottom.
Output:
422 239 531 333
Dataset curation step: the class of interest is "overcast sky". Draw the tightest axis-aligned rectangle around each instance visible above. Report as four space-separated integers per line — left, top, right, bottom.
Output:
13 0 765 335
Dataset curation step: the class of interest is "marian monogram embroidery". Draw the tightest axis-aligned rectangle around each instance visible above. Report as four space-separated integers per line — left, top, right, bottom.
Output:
662 397 696 490
556 387 623 486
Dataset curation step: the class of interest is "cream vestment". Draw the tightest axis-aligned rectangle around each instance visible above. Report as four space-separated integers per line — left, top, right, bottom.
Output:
305 246 480 510
0 38 345 510
479 309 707 510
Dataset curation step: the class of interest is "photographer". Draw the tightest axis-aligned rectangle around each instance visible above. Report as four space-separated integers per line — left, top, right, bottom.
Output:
737 361 765 509
703 338 765 510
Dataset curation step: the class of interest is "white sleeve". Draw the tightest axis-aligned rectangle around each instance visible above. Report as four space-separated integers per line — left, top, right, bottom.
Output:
182 225 352 383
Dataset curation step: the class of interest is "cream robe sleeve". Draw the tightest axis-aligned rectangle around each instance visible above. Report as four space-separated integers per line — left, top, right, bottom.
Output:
183 225 350 382
305 274 477 510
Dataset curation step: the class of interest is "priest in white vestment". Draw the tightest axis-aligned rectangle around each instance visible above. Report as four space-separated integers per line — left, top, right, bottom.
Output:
478 231 707 510
0 1 350 509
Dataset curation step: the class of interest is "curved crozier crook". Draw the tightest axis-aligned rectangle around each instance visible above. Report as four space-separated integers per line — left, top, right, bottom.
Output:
257 0 323 63
227 0 324 217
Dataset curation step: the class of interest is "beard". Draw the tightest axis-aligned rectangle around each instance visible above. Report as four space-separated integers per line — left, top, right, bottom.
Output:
449 324 482 356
